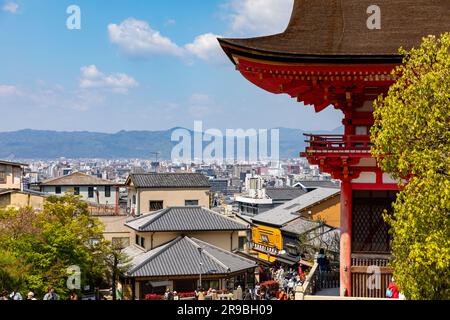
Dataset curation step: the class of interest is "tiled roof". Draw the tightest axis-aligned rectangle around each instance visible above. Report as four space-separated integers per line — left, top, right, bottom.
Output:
0 189 13 195
41 172 117 186
126 237 257 278
266 187 307 201
128 173 210 189
296 181 340 189
0 160 28 167
0 189 48 197
281 217 324 235
125 206 249 232
252 188 340 227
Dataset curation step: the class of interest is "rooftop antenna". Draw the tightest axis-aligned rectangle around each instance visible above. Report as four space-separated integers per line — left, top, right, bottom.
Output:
150 152 161 173
150 152 160 163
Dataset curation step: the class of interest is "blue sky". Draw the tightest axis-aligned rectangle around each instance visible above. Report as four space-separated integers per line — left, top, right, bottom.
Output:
0 0 342 132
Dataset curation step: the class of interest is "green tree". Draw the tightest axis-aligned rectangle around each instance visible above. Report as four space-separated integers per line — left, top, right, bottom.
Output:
371 33 450 300
0 250 29 293
102 241 132 300
0 194 108 299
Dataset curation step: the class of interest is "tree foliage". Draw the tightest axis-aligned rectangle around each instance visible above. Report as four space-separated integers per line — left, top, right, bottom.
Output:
371 33 450 300
0 194 109 299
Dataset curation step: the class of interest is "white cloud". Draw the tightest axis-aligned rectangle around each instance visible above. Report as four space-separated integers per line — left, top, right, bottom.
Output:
185 33 225 64
79 65 139 94
0 85 20 96
226 0 294 36
108 18 183 57
2 1 19 13
108 18 227 64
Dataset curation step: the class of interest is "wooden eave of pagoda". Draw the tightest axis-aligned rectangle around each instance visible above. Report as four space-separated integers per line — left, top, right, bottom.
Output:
218 0 450 111
222 54 398 113
218 40 403 65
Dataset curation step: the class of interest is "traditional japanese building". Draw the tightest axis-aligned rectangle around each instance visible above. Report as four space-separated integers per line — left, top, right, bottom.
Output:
219 0 449 297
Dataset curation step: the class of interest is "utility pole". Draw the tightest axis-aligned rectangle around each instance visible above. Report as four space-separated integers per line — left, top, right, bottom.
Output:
198 247 203 289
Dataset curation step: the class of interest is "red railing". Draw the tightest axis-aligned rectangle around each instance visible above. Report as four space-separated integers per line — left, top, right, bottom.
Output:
304 134 373 152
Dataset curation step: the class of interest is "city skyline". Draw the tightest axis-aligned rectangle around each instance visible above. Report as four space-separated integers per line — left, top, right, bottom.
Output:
0 0 342 132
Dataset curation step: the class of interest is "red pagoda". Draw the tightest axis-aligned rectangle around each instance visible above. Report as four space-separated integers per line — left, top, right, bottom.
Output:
219 0 449 298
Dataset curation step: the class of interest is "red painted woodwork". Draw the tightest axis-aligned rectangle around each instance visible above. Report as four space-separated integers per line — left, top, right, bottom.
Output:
341 181 352 296
233 57 400 297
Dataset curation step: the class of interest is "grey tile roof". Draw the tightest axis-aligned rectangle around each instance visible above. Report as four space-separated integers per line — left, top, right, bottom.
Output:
128 173 210 189
0 160 28 167
126 237 257 278
41 172 117 186
125 207 250 232
0 189 13 195
281 218 324 235
266 187 307 201
296 181 340 189
0 189 49 197
251 188 340 227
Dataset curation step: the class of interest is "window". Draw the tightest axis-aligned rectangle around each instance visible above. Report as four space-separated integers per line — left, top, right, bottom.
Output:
260 234 269 243
135 235 145 248
185 200 199 206
132 195 136 205
0 165 6 184
238 236 247 250
105 186 111 198
88 187 94 198
55 186 62 195
74 187 80 196
149 201 164 211
286 244 299 256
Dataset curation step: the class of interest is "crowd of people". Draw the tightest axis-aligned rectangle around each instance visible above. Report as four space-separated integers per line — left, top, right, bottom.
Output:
0 287 79 301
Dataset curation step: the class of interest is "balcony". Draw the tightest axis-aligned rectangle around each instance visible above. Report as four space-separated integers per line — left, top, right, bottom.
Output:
303 134 373 158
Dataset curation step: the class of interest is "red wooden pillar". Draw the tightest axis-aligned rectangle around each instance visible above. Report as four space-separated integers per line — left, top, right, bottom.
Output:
340 180 352 296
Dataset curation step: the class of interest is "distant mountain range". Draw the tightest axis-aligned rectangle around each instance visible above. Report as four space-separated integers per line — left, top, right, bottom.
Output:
0 127 343 160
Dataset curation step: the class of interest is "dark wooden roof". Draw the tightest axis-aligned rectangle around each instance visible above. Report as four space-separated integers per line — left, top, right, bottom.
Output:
219 0 450 63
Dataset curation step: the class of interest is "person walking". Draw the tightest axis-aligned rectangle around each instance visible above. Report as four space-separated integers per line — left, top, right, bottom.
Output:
27 292 37 300
236 285 243 300
164 288 173 300
386 277 400 299
43 287 59 300
196 288 205 301
253 283 261 300
317 249 328 272
69 291 79 300
211 289 218 301
0 290 9 300
277 289 288 301
9 290 23 300
287 278 296 296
